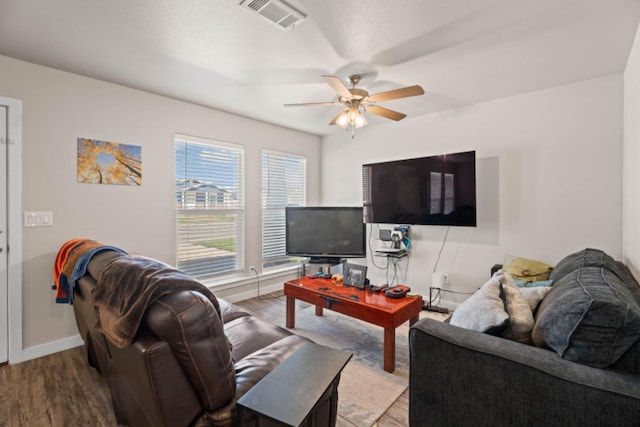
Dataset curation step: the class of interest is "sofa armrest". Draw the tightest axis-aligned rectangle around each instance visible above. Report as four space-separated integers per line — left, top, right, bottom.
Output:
108 331 202 427
409 318 640 427
234 335 308 398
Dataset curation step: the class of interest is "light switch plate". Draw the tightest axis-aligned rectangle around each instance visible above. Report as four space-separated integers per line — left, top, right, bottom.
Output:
24 211 53 227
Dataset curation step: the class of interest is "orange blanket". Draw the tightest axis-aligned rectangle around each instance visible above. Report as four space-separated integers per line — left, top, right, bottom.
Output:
52 238 94 303
53 238 127 303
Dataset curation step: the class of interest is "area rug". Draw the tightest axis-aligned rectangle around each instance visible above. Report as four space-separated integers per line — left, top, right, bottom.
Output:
275 306 411 426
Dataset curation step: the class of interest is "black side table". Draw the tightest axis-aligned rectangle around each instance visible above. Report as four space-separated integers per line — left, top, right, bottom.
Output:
237 341 352 426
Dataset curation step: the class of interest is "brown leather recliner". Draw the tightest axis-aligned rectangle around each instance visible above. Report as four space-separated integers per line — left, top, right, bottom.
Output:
72 250 339 426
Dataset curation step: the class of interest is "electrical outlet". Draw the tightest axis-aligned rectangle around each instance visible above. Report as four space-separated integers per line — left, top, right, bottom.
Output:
441 272 450 286
432 271 450 287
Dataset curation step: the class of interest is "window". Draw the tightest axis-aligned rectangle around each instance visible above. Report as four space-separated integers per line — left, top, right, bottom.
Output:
262 150 306 269
175 136 244 280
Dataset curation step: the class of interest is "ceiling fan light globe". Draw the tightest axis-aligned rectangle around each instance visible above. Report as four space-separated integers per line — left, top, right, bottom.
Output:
336 110 350 128
354 112 367 128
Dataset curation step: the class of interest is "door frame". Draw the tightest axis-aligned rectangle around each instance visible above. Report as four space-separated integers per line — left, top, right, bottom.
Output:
1 96 23 364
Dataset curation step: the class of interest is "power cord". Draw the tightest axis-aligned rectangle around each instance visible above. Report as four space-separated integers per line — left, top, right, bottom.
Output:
425 227 451 313
431 287 476 296
386 255 409 286
433 226 450 273
252 266 282 300
425 287 447 313
386 258 398 286
425 286 475 313
402 252 410 284
368 224 389 270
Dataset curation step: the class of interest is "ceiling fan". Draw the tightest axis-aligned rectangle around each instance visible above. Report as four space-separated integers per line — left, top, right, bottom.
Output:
284 74 425 136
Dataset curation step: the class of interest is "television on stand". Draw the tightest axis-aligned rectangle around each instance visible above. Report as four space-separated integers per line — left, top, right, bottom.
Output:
285 206 366 265
362 150 477 227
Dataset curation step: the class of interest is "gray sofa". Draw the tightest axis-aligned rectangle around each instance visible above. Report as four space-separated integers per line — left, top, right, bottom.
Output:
409 248 640 427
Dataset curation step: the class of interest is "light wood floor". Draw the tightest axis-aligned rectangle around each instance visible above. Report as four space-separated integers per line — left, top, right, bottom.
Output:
0 342 117 426
234 292 411 427
0 292 411 426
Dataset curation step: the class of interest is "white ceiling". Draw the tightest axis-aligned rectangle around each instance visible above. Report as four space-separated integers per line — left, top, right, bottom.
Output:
1 0 640 136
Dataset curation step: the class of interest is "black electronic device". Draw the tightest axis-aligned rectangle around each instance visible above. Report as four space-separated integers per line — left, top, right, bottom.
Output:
379 229 393 241
369 284 388 293
362 150 477 227
385 285 410 298
286 206 366 263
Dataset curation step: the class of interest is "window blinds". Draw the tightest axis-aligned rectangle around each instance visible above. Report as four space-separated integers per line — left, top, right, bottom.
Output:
261 150 306 268
175 137 245 280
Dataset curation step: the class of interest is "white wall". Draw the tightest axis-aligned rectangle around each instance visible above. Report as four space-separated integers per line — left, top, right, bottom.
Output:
321 75 624 306
0 55 321 356
624 24 640 280
0 50 628 357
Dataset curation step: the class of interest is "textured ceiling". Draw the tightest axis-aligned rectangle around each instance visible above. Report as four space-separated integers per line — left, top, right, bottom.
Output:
1 0 639 135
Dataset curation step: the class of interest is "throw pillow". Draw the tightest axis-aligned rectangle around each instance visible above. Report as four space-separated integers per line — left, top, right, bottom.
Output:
532 267 640 368
450 276 508 334
514 279 553 288
503 256 553 283
518 286 551 312
499 272 535 343
550 248 632 285
551 248 640 307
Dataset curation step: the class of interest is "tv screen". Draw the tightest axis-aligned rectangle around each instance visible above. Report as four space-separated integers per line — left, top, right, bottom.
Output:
285 207 366 262
362 150 476 226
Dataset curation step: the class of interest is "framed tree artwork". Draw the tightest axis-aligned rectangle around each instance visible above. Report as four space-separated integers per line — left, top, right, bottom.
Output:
77 138 142 185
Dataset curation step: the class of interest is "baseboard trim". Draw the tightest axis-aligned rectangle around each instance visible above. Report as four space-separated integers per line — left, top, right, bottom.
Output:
21 335 84 362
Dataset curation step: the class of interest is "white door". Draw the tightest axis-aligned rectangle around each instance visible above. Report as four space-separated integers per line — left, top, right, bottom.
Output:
0 105 7 364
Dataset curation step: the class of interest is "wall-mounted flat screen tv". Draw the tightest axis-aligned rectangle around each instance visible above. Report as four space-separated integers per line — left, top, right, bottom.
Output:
362 150 477 226
285 206 366 263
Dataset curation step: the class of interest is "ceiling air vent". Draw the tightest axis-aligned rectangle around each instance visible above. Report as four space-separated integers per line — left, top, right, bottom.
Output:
239 0 307 30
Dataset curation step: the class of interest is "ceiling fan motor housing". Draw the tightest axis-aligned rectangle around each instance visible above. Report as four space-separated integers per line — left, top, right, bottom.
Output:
341 88 369 102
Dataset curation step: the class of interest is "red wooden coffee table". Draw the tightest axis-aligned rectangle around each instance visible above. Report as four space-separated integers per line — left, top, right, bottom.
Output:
284 277 423 373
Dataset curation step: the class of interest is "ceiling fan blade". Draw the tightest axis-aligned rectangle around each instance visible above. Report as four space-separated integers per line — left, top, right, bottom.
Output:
322 75 353 100
368 85 425 102
284 101 339 107
366 105 407 121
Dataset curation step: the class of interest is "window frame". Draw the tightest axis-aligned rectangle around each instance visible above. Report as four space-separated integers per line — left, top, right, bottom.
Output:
175 134 245 281
261 149 307 270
